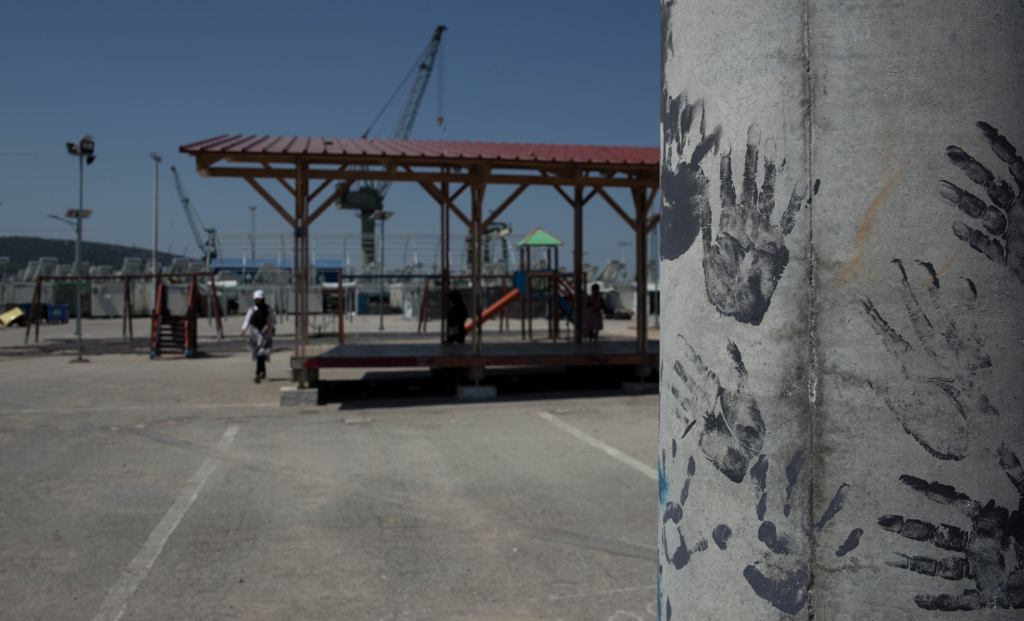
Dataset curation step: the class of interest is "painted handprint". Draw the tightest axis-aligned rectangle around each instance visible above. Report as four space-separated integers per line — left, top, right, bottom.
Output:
878 447 1024 610
939 122 1024 283
661 95 721 262
661 94 813 325
701 127 813 325
861 259 997 460
666 334 764 483
744 452 863 615
659 446 730 619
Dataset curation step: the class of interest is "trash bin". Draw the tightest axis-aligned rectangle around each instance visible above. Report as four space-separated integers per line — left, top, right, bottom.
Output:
47 304 69 323
17 303 44 322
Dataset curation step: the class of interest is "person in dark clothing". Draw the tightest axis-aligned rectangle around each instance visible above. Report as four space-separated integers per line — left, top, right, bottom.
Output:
240 289 276 383
446 290 468 344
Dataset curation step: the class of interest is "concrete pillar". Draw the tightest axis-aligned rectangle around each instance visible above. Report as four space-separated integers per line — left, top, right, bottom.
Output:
659 1 1023 618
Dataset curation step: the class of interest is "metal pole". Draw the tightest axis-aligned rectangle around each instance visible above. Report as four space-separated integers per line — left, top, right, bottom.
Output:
150 153 161 312
378 218 385 331
74 153 84 361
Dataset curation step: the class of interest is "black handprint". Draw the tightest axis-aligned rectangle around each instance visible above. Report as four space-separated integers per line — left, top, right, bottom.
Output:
878 447 1024 610
861 260 997 460
667 334 764 483
940 122 1024 282
661 454 709 570
661 95 721 262
702 128 813 325
744 452 863 615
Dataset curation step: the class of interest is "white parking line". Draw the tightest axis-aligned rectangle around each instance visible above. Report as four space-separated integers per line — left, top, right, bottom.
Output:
90 425 240 621
0 403 276 415
535 411 657 481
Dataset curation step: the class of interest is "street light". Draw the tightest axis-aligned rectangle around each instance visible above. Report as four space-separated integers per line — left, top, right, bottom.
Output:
369 210 394 330
66 135 95 363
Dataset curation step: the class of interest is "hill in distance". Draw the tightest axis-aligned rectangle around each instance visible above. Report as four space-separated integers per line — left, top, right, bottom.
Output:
0 236 189 274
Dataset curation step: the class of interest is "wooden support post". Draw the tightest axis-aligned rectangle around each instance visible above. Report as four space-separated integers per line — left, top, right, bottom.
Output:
438 170 450 344
470 179 487 357
209 272 224 339
632 187 649 355
417 276 430 334
519 248 526 340
526 247 532 340
122 275 130 342
499 275 506 333
26 275 42 344
337 269 345 344
573 187 584 343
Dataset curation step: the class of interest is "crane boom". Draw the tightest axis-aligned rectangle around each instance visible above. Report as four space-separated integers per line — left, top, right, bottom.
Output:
366 25 445 200
169 165 220 263
338 25 447 267
394 25 446 142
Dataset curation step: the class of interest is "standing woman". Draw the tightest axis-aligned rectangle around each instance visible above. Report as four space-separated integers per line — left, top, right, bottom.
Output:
240 289 276 383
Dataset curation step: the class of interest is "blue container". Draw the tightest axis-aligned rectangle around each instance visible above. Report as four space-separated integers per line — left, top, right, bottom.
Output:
47 304 70 323
17 303 44 322
356 293 370 315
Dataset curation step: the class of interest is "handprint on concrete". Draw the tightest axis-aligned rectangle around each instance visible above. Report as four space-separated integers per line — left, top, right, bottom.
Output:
660 453 709 571
702 128 814 325
878 447 1024 610
744 452 863 615
940 122 1024 283
861 260 997 460
661 95 721 262
659 448 730 620
666 334 765 483
661 94 814 324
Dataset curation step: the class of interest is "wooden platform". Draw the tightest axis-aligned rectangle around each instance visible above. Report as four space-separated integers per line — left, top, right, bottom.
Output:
300 340 659 369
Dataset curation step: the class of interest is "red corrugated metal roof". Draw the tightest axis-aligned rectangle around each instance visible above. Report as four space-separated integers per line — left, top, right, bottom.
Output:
180 135 658 165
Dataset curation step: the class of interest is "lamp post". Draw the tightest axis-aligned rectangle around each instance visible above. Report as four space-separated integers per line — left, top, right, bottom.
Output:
66 135 95 363
369 210 394 331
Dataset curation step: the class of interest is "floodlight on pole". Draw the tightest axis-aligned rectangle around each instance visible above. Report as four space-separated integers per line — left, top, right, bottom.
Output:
369 210 394 331
66 135 95 363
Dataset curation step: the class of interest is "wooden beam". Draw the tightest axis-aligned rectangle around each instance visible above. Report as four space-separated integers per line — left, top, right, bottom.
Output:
208 167 658 188
419 181 471 227
596 188 636 230
646 213 661 234
245 177 296 227
264 163 295 195
581 187 597 207
645 186 659 211
306 178 355 227
309 165 347 202
482 184 527 228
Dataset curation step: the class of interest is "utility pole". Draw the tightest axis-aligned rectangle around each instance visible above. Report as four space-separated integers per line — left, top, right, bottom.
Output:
150 153 161 310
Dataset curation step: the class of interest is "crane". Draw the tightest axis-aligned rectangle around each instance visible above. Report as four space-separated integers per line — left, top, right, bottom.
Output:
169 165 221 265
338 25 446 266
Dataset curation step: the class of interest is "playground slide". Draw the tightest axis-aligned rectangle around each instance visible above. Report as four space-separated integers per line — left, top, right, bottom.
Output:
464 289 521 331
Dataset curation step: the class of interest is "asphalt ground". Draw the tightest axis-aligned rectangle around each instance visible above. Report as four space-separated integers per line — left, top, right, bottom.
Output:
0 317 659 621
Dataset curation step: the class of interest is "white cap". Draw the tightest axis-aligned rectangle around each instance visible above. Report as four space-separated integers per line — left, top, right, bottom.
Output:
253 289 265 300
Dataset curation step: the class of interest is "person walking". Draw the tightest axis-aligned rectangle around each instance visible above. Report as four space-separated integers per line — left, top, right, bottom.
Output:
240 289 276 383
446 290 468 344
583 283 605 342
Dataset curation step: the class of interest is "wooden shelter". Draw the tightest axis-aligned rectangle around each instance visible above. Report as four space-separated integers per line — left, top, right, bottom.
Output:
179 136 659 384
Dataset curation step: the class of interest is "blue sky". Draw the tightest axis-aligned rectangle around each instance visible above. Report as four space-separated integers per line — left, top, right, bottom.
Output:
0 1 659 271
